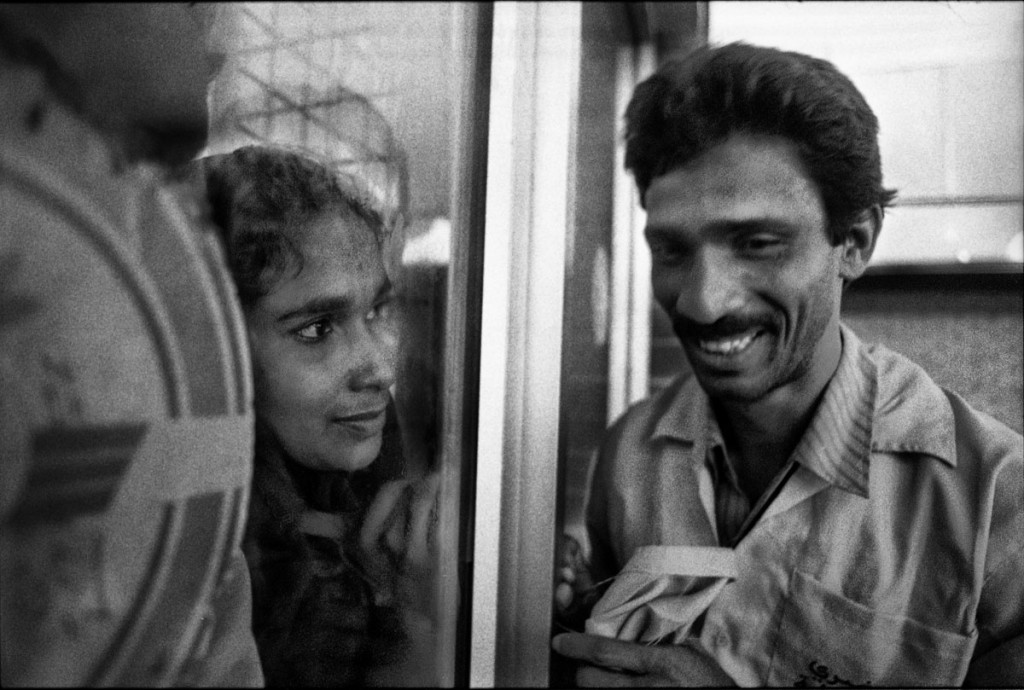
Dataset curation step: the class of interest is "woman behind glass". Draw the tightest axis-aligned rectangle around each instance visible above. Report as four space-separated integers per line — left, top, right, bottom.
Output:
194 145 438 686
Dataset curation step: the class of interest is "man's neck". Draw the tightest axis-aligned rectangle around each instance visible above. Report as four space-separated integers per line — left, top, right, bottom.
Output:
712 395 815 503
710 325 844 504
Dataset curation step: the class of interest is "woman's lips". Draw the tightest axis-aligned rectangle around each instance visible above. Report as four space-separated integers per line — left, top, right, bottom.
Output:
336 408 386 423
332 408 387 440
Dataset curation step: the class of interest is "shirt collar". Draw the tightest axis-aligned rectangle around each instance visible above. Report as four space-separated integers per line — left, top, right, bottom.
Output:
865 328 958 468
647 324 957 498
651 370 709 447
788 324 877 498
649 330 875 490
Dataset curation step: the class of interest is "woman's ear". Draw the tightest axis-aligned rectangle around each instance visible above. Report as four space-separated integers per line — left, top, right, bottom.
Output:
839 205 882 282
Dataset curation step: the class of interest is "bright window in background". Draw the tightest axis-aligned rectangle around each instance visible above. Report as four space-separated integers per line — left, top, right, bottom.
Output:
709 1 1024 268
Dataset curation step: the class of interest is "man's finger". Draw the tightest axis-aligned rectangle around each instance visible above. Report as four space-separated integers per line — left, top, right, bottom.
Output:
555 582 574 611
552 633 654 674
576 664 648 688
560 533 582 565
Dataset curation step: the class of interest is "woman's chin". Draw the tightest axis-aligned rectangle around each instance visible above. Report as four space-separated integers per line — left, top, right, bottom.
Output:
280 428 383 472
322 438 382 472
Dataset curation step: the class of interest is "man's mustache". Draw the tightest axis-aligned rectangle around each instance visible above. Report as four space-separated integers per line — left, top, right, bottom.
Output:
671 314 776 341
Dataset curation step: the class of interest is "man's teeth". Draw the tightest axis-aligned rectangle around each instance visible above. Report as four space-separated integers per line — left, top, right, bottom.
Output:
698 332 757 355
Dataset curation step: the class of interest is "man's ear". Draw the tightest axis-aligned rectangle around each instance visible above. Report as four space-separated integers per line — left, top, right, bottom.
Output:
839 205 882 282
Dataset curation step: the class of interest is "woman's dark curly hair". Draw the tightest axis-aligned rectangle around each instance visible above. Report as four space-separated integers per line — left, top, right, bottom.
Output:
193 145 387 306
624 42 898 244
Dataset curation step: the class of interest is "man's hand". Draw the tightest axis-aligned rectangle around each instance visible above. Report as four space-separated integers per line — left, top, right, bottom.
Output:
964 635 1024 687
554 534 599 631
551 632 736 687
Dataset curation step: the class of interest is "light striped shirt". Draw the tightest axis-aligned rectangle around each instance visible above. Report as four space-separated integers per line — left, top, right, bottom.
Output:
706 326 876 546
586 322 1023 685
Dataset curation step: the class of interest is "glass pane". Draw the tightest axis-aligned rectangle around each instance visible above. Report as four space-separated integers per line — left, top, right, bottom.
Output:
553 2 635 684
201 3 484 684
558 1 623 572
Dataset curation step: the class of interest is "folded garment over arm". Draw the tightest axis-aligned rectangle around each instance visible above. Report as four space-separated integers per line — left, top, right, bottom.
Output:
585 545 737 645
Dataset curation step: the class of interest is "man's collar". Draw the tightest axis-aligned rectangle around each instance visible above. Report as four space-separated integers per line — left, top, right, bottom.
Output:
868 332 958 468
651 371 708 446
647 324 957 497
788 325 877 497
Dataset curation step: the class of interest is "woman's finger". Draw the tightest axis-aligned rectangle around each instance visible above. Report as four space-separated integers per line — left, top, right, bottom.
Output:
360 479 411 550
405 472 440 567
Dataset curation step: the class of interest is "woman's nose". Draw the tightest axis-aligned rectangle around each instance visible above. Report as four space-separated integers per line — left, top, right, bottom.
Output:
348 323 398 391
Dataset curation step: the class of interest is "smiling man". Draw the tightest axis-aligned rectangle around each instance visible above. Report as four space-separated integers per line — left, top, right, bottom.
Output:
552 42 1023 687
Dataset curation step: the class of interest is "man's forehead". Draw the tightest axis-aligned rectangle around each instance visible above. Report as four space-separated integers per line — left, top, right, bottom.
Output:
645 135 823 219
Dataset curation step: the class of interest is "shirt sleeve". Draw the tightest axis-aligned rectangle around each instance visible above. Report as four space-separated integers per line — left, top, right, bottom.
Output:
585 422 625 587
970 445 1024 660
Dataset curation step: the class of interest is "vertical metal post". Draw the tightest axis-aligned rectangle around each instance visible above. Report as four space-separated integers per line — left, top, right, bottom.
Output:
470 2 582 686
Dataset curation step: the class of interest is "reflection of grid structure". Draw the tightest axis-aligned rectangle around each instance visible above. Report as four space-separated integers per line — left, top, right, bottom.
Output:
208 3 407 217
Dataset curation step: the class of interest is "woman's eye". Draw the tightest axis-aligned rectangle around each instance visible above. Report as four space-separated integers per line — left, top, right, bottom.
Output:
294 319 332 342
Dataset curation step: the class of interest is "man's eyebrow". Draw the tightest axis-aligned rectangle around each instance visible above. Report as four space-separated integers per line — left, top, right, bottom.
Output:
275 278 394 323
645 218 797 236
720 219 797 234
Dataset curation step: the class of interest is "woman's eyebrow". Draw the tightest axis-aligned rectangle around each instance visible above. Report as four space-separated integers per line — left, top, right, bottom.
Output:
276 278 393 323
276 295 355 323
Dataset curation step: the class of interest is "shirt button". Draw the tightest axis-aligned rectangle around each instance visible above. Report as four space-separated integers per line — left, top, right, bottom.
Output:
715 632 729 648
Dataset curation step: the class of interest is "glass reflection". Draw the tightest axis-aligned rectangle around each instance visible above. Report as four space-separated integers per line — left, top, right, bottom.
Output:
195 145 438 685
199 3 478 685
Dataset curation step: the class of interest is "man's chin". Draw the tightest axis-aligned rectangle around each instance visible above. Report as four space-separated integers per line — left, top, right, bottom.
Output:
689 368 770 404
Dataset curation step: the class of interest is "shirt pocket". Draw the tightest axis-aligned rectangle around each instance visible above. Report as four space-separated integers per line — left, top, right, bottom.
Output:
767 570 976 687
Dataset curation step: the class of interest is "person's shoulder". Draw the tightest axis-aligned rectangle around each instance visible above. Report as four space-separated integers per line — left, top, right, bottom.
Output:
609 370 695 432
867 340 1022 465
942 387 1023 462
599 370 701 462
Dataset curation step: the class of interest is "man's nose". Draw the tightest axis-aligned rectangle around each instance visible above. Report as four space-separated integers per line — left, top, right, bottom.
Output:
348 323 398 391
673 250 744 324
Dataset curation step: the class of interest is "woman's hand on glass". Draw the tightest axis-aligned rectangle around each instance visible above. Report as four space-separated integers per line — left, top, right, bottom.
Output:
359 472 441 612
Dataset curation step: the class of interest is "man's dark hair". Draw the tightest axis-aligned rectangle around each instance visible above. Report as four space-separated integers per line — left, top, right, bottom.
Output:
193 145 387 306
624 42 898 244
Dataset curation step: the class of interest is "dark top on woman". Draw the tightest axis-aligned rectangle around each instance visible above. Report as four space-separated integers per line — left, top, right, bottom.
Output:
242 401 410 686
